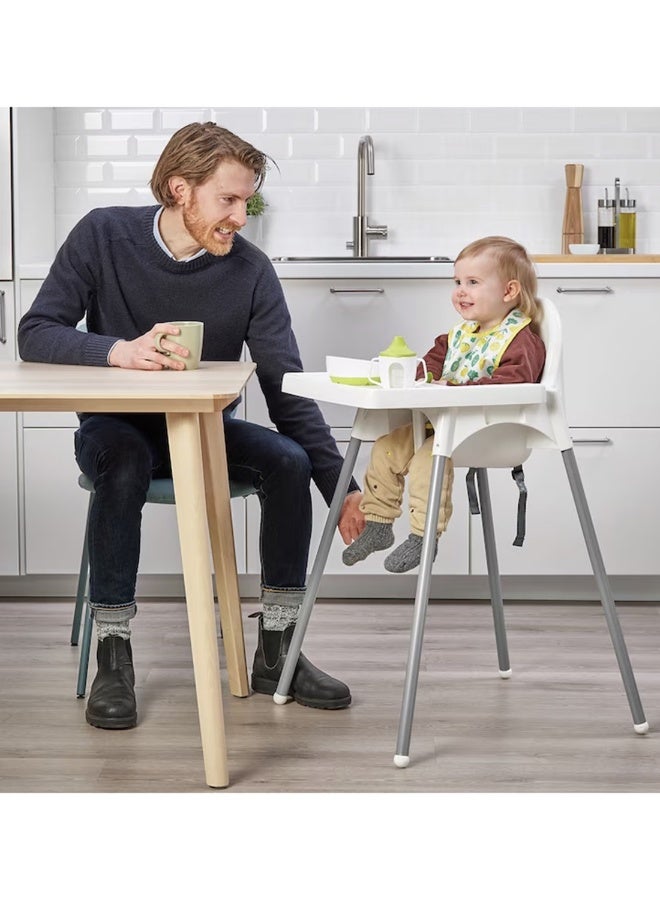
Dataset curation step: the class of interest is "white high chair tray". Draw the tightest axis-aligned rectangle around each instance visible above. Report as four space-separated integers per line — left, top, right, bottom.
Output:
283 372 546 410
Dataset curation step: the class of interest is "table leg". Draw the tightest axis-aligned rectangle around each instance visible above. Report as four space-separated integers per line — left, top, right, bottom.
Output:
273 435 363 704
166 412 228 788
200 412 249 698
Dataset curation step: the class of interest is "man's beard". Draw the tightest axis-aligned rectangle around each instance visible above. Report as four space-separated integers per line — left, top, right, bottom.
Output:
182 195 236 256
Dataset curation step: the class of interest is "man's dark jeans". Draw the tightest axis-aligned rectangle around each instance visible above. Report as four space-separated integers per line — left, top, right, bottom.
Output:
74 412 313 611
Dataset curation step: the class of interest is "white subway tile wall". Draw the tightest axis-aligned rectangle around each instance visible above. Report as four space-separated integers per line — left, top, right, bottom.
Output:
53 107 660 257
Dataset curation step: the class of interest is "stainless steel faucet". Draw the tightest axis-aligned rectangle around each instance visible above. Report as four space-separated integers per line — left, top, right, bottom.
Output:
346 135 388 257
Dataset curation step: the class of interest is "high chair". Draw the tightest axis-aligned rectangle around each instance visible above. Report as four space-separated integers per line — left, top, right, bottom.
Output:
274 296 648 768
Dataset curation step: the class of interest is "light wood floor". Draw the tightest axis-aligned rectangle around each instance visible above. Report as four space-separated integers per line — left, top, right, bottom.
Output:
1 597 660 793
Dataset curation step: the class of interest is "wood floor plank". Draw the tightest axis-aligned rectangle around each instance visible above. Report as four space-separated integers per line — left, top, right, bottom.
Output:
0 598 659 792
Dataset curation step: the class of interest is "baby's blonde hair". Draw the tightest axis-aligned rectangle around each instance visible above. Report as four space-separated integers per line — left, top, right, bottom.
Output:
456 236 541 331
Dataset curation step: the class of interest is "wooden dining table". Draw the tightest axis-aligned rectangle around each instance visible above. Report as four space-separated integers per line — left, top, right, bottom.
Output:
0 359 256 788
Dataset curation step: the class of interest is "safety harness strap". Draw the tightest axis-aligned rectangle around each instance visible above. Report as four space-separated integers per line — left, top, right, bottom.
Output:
465 465 528 547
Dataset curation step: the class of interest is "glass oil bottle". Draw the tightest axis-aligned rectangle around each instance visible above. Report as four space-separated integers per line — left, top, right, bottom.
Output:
597 189 616 251
619 188 637 252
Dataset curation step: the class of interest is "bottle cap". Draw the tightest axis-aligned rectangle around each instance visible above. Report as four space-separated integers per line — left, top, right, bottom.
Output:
598 198 615 208
619 198 636 209
379 336 416 357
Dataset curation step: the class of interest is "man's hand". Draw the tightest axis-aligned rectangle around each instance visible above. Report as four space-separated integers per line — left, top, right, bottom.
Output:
338 491 365 545
108 323 189 370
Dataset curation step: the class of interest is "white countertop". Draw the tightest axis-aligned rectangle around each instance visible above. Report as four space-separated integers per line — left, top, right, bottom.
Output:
15 260 660 282
273 260 660 279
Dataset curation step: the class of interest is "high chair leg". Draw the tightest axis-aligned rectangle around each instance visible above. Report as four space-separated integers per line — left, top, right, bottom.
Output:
273 436 363 705
394 453 448 768
475 468 512 677
562 448 648 733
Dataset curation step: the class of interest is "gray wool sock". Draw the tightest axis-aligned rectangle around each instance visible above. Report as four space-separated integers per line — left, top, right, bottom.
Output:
384 534 438 574
94 604 135 641
95 619 132 641
262 603 299 631
342 521 395 567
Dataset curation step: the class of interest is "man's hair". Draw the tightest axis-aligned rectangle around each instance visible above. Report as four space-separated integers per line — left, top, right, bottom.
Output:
455 235 541 328
150 121 269 207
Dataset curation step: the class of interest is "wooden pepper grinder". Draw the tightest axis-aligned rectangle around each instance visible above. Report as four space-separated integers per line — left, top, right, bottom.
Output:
562 163 584 254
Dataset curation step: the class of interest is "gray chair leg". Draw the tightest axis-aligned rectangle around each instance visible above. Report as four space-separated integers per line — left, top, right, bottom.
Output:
76 603 94 699
562 447 648 733
70 493 93 646
274 436 362 703
394 454 448 768
72 492 95 697
475 468 512 677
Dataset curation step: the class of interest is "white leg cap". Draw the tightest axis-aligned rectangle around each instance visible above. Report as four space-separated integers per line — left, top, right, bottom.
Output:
393 754 410 768
273 692 291 705
499 668 512 679
634 721 649 735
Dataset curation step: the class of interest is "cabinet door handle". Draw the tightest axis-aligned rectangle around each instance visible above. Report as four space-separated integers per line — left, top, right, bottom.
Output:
572 438 611 444
556 287 613 294
0 290 6 344
329 288 385 294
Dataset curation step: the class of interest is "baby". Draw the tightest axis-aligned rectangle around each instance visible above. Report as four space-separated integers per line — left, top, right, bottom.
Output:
343 235 546 573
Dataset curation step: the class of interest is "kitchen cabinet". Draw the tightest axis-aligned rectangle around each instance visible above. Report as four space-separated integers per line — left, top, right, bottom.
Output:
0 109 11 281
471 429 660 576
245 438 470 578
18 277 248 576
246 274 660 586
22 426 248 577
11 267 660 595
468 277 660 576
245 279 456 429
244 278 468 580
0 284 20 575
542 278 660 427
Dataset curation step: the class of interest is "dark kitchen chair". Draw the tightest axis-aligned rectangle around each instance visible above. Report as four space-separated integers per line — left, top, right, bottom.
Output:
70 472 257 698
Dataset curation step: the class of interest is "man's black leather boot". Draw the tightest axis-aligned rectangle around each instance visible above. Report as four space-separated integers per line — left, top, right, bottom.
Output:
85 635 137 729
250 613 351 709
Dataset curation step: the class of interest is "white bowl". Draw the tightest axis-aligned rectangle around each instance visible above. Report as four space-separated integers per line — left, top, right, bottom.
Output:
569 243 600 255
326 355 375 385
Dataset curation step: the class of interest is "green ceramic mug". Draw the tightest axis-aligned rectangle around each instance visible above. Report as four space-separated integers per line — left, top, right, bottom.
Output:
154 321 204 370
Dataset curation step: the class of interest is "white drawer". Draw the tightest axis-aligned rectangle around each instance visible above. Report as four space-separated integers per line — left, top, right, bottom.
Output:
539 278 660 426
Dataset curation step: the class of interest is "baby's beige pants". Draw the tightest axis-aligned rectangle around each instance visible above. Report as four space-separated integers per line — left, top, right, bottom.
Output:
359 423 454 537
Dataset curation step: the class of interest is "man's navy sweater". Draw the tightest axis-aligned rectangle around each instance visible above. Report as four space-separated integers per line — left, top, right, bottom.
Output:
17 205 357 505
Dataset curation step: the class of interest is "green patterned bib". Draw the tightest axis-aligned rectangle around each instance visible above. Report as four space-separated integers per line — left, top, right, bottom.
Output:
441 308 531 384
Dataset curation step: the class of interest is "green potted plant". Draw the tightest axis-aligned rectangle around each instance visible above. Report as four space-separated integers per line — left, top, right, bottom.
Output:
243 191 267 245
247 191 267 217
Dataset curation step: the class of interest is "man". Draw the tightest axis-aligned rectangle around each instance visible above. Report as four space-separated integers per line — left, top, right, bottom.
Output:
18 122 364 729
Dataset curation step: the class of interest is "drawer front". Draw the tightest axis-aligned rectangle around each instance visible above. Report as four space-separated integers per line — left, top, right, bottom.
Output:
539 278 660 426
246 278 454 428
470 428 660 576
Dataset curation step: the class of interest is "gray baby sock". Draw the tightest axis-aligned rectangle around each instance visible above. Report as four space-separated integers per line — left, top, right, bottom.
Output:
384 534 438 573
342 521 395 566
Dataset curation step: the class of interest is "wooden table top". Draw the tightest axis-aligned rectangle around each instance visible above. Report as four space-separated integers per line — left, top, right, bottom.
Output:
0 360 256 413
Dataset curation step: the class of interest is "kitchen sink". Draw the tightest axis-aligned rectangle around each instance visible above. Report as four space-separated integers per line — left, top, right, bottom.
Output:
271 255 453 262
